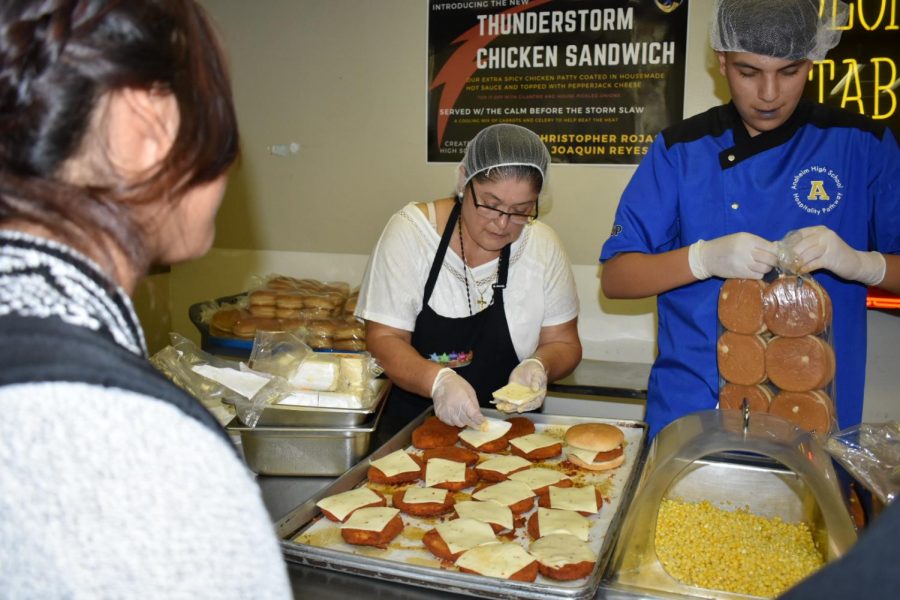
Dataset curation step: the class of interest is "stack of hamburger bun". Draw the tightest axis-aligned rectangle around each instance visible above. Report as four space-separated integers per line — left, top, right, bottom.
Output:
204 275 367 350
716 276 836 435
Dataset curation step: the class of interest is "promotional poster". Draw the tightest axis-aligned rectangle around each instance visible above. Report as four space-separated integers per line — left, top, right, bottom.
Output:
427 0 689 165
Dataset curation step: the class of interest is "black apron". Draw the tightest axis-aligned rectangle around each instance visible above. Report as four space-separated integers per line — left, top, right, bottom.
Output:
379 201 520 439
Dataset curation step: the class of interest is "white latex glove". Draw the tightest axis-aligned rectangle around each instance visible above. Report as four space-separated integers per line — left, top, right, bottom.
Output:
790 226 886 285
431 368 484 429
688 233 778 280
503 357 548 413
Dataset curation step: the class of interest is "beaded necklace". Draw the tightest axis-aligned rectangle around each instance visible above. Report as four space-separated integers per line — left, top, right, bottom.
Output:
457 212 499 315
458 219 475 316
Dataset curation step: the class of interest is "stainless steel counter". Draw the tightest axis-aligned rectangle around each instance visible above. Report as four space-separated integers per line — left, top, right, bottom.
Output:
548 359 650 400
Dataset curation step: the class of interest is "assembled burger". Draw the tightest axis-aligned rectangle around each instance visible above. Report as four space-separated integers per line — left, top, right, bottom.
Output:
564 423 625 471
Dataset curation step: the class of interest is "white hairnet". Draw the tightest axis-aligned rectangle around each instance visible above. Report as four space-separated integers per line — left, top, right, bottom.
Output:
710 0 849 61
460 123 550 189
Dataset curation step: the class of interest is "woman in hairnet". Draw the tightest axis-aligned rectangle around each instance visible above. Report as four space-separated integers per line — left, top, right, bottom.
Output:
357 123 582 430
600 0 900 438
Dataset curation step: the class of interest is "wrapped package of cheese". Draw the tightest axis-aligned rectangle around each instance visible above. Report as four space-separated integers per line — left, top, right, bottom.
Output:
247 329 383 412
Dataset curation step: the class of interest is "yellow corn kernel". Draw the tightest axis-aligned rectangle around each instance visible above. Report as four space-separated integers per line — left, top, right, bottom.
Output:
654 498 824 598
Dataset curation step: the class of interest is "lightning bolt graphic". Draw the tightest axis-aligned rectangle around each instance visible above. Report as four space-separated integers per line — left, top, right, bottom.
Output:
431 0 553 146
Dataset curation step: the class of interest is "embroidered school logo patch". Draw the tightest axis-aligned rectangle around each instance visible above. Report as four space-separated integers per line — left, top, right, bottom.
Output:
427 350 473 368
790 165 843 216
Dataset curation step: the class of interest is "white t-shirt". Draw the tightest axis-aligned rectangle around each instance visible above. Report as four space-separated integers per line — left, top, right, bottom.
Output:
356 202 579 360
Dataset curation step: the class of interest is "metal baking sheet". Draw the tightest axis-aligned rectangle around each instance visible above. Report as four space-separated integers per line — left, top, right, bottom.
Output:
227 389 386 476
226 378 389 428
275 409 648 599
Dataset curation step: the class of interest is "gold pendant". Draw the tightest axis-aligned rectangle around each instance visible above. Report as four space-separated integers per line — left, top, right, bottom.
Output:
477 296 487 310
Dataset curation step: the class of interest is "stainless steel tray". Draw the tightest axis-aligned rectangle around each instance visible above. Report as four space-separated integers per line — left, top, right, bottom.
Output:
275 409 649 599
227 389 387 476
227 378 389 428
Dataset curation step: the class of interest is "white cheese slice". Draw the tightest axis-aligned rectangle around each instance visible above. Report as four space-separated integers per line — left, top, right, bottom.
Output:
315 487 381 522
508 468 567 491
435 518 497 555
369 450 419 478
548 486 599 514
459 418 512 448
492 382 541 404
472 480 534 506
476 455 531 476
402 487 447 504
191 364 270 398
565 446 601 465
529 533 596 568
289 358 339 391
535 507 591 542
509 433 560 455
456 542 535 579
425 458 466 488
454 500 514 531
339 355 367 388
340 506 399 532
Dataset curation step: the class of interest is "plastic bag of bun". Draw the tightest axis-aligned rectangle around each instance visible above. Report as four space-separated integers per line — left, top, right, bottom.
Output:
303 317 367 352
716 230 837 438
246 274 351 320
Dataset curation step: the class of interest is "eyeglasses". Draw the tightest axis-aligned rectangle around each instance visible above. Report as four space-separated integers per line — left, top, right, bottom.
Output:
468 181 538 225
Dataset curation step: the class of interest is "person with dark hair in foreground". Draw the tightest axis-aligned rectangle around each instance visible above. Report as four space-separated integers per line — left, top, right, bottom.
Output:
0 1 290 596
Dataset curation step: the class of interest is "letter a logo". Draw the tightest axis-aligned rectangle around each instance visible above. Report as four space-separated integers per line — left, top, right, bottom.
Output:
807 180 830 201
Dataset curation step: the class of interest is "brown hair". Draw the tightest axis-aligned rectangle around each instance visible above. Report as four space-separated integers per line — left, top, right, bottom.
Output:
0 0 238 272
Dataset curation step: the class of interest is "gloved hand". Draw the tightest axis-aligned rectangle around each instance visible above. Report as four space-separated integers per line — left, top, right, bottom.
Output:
431 368 484 429
688 233 778 280
500 357 548 413
790 226 886 285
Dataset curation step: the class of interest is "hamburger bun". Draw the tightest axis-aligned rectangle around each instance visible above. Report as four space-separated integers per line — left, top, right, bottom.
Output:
717 331 768 386
769 390 835 436
718 278 767 335
564 423 625 471
763 276 831 337
718 383 773 413
765 335 835 392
